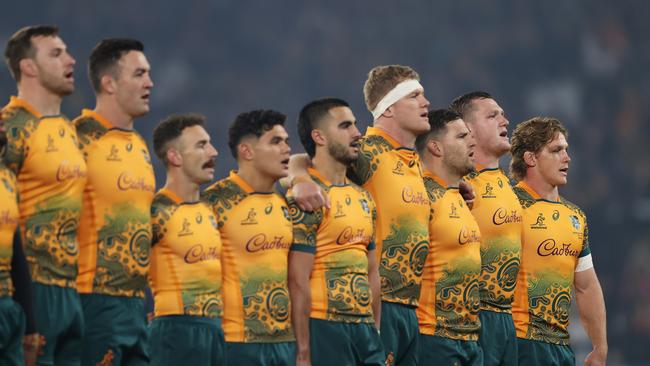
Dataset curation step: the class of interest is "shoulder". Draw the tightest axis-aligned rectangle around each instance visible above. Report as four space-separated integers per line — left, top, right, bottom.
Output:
151 193 177 215
201 178 247 207
560 196 587 220
423 176 446 202
513 185 536 208
359 134 394 154
74 116 108 145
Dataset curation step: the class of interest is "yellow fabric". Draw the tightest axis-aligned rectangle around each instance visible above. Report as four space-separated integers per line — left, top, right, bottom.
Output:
512 182 590 345
149 189 223 318
288 168 376 323
2 97 86 288
202 171 294 343
417 171 482 340
0 164 19 296
464 167 522 313
74 110 155 297
348 127 430 307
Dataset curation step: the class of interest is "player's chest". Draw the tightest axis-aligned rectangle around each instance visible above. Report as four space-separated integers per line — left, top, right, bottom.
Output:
167 206 221 258
522 205 584 264
319 188 373 252
431 192 481 249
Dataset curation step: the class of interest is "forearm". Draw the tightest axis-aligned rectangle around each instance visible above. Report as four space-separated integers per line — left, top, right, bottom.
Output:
289 282 312 359
10 231 35 334
369 269 381 329
280 153 312 189
576 275 607 351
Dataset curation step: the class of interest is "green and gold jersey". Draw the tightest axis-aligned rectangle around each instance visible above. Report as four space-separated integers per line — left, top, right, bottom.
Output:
464 166 522 313
512 182 591 345
149 189 223 318
417 172 482 340
0 164 19 297
2 97 87 288
74 110 155 298
288 168 376 323
202 171 294 343
347 127 430 307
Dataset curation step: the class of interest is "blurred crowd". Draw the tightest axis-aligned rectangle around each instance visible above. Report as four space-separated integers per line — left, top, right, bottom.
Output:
1 1 648 364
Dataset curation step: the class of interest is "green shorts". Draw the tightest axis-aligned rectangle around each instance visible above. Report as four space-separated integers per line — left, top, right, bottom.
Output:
0 297 25 366
517 338 574 366
418 334 483 366
80 293 149 365
309 318 384 366
149 315 225 366
226 341 295 366
380 301 419 366
478 310 517 366
33 283 84 366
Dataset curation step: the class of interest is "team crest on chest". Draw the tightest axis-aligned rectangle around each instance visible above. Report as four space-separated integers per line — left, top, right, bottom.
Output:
392 160 405 175
334 201 346 218
449 202 460 219
107 144 121 161
241 208 258 225
178 218 194 236
569 215 580 230
481 183 496 198
46 135 57 152
530 213 547 229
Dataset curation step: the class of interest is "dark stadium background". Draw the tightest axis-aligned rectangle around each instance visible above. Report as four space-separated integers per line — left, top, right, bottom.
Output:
2 1 648 364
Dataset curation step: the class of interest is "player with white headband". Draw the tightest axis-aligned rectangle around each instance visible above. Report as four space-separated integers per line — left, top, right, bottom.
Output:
287 65 431 366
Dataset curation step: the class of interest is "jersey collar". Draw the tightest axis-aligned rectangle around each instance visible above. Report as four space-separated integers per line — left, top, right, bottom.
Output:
81 109 113 129
6 96 42 118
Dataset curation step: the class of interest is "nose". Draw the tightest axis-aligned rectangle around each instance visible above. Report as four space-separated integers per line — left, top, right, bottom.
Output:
420 94 430 108
208 143 218 158
144 73 154 89
351 125 362 139
499 113 509 126
66 52 76 67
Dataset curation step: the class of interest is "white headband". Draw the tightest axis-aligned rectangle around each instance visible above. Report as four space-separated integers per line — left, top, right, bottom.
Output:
371 79 423 120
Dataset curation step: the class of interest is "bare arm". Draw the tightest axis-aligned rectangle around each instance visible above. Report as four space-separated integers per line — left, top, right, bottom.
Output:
367 248 381 329
288 251 315 366
281 154 329 211
575 267 607 366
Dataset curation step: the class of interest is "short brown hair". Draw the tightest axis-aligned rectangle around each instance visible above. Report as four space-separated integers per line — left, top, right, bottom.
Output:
449 91 492 122
509 117 568 181
363 65 419 112
4 25 59 82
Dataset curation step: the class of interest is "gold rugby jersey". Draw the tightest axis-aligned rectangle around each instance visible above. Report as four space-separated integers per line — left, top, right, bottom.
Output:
347 127 430 307
0 163 19 296
75 110 155 297
2 97 87 288
417 172 482 340
512 182 591 345
202 171 294 343
464 166 522 313
288 168 376 323
150 189 223 318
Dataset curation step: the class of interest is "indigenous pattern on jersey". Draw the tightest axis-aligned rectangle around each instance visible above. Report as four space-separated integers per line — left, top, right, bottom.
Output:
150 189 223 318
347 127 430 307
417 172 482 340
464 167 522 313
288 168 376 323
74 110 155 298
512 182 591 345
0 164 19 297
2 97 87 288
202 171 294 343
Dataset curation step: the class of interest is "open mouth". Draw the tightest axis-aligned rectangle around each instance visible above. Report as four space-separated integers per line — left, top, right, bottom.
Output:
281 158 290 166
499 131 508 137
559 167 568 174
64 71 74 80
202 160 215 170
141 93 150 101
420 112 428 119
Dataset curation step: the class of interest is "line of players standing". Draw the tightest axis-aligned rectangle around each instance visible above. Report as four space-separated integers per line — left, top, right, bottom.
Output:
0 25 606 366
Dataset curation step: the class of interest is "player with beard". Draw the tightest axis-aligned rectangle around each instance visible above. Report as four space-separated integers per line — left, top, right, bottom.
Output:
73 38 155 365
202 110 295 366
149 114 225 366
287 98 384 366
286 65 431 366
510 117 606 366
415 109 483 365
450 92 523 365
2 25 87 365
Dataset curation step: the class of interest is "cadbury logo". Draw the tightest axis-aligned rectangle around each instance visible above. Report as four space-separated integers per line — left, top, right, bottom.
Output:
245 234 290 253
117 172 155 192
458 226 480 245
56 161 86 182
492 208 522 225
537 239 580 257
184 244 219 264
402 186 428 205
336 227 371 245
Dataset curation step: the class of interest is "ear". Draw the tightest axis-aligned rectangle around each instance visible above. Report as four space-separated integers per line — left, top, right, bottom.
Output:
237 142 254 161
166 147 182 167
18 58 37 78
100 74 117 94
426 139 443 158
523 151 536 167
311 129 326 147
382 105 395 118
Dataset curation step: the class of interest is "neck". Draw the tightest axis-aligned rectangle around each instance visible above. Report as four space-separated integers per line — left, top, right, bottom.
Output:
473 148 500 169
237 164 276 192
373 119 416 148
17 82 62 116
523 175 559 201
422 155 461 187
312 151 347 185
163 170 200 202
94 97 135 130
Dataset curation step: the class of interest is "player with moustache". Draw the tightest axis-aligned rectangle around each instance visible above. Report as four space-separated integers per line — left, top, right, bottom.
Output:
202 110 295 366
149 114 225 366
2 25 87 365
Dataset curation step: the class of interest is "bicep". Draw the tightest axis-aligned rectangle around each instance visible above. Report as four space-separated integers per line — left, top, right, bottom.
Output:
574 267 598 293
